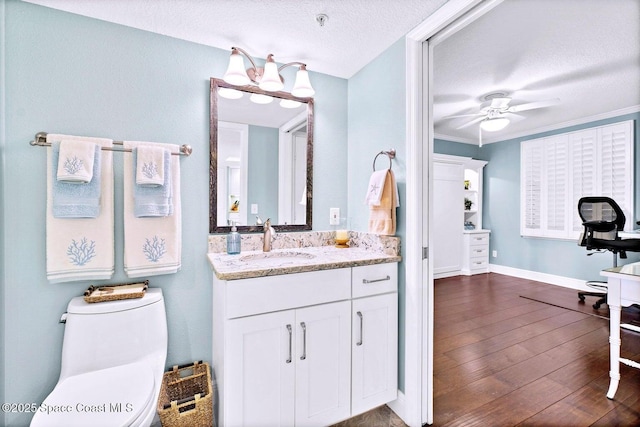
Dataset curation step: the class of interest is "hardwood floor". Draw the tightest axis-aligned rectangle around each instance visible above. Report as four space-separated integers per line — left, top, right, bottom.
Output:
432 273 640 426
338 272 640 426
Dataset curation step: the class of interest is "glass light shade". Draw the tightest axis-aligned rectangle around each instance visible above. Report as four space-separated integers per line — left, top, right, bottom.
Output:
279 98 302 109
480 117 509 132
223 52 251 86
291 67 315 97
259 60 284 92
218 87 244 99
250 93 274 104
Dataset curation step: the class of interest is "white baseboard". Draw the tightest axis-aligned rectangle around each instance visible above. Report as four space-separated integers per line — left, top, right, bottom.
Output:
489 263 593 292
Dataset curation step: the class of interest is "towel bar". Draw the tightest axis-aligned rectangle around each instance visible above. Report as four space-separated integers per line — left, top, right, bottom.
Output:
372 149 396 171
29 132 192 156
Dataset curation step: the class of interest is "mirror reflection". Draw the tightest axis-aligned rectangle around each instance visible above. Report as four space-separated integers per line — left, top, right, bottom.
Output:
210 78 313 233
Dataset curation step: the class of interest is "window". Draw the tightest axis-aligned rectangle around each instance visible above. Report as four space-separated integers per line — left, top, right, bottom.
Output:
520 120 634 239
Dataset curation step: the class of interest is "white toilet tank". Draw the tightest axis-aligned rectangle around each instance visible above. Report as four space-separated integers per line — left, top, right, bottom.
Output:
59 288 167 380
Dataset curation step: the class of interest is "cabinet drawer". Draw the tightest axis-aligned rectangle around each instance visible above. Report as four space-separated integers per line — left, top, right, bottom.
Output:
468 233 490 246
469 258 489 272
226 268 351 318
352 263 398 298
468 246 488 259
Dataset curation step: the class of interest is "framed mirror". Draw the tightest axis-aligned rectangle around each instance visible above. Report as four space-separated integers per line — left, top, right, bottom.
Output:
210 78 314 233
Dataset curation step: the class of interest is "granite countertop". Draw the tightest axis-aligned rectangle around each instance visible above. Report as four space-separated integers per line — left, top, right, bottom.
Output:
208 245 401 280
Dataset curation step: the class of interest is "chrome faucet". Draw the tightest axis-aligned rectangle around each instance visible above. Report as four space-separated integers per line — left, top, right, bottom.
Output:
263 218 275 252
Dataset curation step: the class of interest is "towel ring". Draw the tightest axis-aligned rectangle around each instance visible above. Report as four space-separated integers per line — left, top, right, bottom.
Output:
372 149 396 171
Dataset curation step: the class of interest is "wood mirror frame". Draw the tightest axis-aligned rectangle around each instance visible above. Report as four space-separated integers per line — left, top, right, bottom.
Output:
209 78 314 233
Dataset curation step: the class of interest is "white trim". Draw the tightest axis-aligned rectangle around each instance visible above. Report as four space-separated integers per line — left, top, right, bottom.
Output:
436 104 640 145
489 263 590 291
404 1 488 425
387 390 406 422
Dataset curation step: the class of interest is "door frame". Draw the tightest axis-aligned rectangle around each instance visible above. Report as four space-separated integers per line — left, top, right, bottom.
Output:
401 0 503 425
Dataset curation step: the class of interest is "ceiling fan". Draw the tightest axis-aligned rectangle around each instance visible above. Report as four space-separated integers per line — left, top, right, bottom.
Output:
446 92 561 132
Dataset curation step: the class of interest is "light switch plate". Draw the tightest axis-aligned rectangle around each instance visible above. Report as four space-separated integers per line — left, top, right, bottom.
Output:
251 204 258 214
329 208 340 225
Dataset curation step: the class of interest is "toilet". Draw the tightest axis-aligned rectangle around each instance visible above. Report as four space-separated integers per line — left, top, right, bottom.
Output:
31 288 168 427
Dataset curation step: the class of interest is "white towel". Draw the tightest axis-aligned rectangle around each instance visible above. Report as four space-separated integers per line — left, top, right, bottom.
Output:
56 139 97 183
46 134 114 283
124 141 182 278
135 145 166 186
365 170 389 206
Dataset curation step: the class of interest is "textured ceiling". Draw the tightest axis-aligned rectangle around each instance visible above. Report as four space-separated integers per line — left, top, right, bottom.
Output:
22 0 640 145
22 0 448 79
433 0 640 144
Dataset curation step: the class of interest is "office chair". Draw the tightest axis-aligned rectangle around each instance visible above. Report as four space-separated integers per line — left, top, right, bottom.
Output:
577 196 640 309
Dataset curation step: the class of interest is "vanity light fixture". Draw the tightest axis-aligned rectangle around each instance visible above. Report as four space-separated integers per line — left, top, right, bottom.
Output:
223 47 315 98
217 87 244 100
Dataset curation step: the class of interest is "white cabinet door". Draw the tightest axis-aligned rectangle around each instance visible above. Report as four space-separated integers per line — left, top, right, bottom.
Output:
433 161 464 275
351 293 398 416
226 310 296 427
295 301 352 427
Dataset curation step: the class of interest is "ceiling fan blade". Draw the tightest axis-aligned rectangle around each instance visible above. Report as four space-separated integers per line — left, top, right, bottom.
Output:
508 98 560 112
444 112 485 119
456 116 485 129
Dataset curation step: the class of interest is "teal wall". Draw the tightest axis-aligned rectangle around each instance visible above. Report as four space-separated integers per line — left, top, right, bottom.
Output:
2 1 347 425
247 125 279 221
438 112 640 281
348 38 406 390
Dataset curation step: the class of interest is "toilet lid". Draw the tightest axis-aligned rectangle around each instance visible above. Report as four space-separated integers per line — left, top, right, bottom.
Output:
31 362 154 427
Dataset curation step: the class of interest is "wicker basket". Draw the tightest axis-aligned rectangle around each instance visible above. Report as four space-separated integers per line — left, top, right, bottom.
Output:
157 361 213 427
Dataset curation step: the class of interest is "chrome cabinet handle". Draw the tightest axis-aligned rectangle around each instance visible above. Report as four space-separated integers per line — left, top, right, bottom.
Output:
286 324 292 364
300 322 307 360
356 311 363 346
362 275 391 284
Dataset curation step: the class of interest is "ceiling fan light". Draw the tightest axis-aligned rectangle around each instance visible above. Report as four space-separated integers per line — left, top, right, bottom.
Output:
291 66 315 97
259 55 284 91
223 49 251 86
480 117 510 132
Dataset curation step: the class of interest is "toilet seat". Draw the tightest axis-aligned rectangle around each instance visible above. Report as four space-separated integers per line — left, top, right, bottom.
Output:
31 362 154 427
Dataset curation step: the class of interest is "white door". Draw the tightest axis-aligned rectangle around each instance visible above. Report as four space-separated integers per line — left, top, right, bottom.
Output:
226 310 296 427
351 293 398 416
295 301 351 427
433 161 464 275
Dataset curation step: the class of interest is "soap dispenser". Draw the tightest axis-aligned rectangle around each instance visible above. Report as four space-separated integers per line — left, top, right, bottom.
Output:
227 222 241 255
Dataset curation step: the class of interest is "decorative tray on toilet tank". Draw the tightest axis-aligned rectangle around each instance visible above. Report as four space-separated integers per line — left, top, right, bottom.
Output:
83 280 149 303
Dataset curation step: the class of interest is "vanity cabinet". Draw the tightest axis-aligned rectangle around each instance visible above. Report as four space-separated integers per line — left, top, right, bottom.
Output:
212 263 398 427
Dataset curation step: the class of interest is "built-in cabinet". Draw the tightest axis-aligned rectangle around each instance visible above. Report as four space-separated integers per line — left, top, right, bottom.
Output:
434 154 490 278
212 263 398 426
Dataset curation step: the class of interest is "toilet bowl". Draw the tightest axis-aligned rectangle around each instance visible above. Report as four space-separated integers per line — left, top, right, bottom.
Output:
31 288 168 427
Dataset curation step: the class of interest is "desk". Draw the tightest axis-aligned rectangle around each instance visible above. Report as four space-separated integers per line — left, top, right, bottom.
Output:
619 229 640 239
600 262 640 399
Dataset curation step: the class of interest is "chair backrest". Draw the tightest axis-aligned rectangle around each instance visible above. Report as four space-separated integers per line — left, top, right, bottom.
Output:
577 196 625 246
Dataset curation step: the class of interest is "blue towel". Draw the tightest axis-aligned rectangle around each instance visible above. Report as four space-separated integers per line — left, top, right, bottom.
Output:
52 141 101 218
133 148 173 217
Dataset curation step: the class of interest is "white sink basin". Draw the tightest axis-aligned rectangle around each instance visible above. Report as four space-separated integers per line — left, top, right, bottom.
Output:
239 251 316 266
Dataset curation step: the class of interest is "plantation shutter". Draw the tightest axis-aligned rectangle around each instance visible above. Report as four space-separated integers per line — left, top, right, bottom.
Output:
521 120 634 239
544 135 569 235
569 129 597 233
521 139 543 236
599 121 633 227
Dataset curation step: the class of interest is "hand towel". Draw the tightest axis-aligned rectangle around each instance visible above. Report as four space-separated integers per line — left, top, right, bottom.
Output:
46 134 114 283
132 146 172 217
51 142 101 218
124 141 182 278
365 170 388 206
56 139 96 183
135 145 166 186
368 169 399 235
